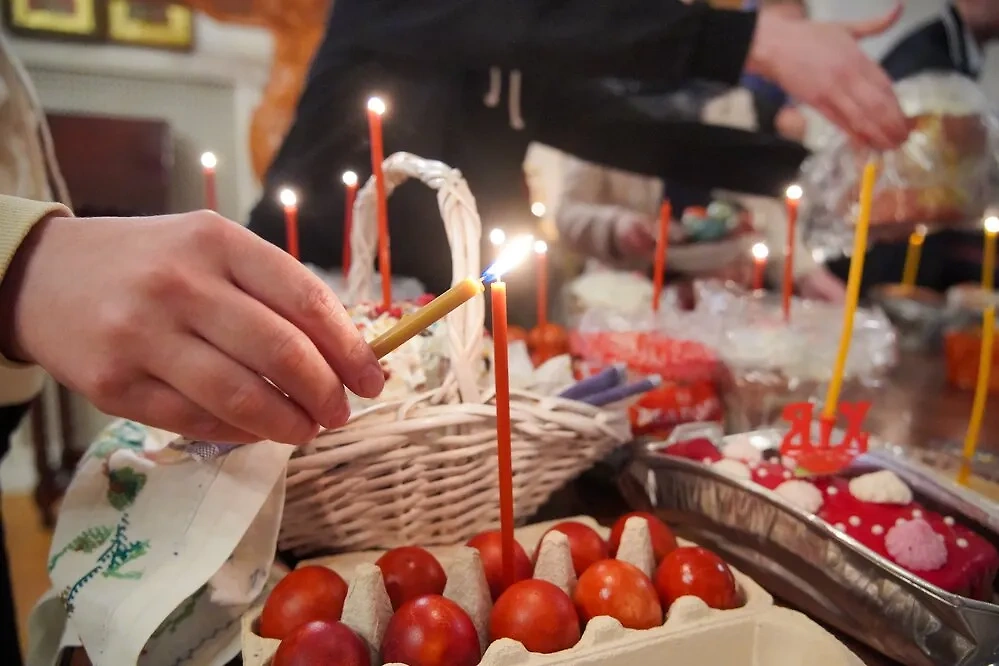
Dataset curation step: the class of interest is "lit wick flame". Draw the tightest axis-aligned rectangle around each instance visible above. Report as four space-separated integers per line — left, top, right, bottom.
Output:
367 96 387 116
985 215 999 234
482 234 534 283
752 242 769 261
534 240 548 255
785 184 802 201
200 152 217 170
342 170 358 187
279 188 298 209
489 228 506 246
530 202 547 218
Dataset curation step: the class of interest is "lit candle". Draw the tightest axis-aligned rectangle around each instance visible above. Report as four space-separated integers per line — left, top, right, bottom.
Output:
367 96 392 308
823 159 879 421
489 228 506 247
534 239 548 328
342 170 359 279
531 202 547 218
983 215 998 292
752 242 769 291
652 201 672 312
959 304 995 485
782 184 802 320
901 225 926 288
369 277 485 358
201 152 218 212
279 187 300 260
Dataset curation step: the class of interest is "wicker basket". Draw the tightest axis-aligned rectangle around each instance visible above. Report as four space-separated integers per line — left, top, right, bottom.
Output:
279 153 631 556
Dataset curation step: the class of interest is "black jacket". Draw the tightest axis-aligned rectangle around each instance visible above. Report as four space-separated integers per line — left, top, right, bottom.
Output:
248 0 808 300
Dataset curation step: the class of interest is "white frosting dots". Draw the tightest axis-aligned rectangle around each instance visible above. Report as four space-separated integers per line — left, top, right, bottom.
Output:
848 471 913 505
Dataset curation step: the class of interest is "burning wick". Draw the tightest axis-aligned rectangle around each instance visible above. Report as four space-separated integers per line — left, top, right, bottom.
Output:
531 202 547 218
200 152 217 170
489 228 507 246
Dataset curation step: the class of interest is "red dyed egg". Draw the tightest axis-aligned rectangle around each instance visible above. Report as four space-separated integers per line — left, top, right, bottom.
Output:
490 579 581 654
259 566 348 640
608 512 678 564
375 546 447 611
466 530 533 601
533 521 608 577
273 621 370 666
654 546 741 610
573 559 662 630
380 595 480 666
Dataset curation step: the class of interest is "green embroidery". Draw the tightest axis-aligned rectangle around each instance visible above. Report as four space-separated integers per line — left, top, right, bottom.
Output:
61 514 150 616
151 587 208 640
85 420 148 463
48 525 114 573
107 467 147 510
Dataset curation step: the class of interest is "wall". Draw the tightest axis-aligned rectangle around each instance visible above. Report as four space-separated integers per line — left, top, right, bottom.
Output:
7 14 272 222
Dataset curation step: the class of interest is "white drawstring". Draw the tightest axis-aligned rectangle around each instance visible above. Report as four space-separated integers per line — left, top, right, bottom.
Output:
482 67 525 131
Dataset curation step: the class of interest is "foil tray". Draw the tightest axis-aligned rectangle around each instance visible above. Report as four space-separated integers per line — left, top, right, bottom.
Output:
618 424 999 666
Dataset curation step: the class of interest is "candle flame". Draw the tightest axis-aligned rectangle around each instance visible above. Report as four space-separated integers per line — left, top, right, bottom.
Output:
367 96 387 116
279 187 298 208
985 216 999 234
342 170 358 187
530 202 547 218
785 184 802 201
489 228 506 246
200 152 217 169
482 234 534 283
533 240 548 255
752 242 769 260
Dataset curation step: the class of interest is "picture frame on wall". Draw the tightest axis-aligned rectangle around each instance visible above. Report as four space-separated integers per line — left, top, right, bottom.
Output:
5 0 102 40
106 0 193 51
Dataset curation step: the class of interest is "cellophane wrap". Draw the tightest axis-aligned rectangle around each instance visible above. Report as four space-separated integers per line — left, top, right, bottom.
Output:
802 73 999 256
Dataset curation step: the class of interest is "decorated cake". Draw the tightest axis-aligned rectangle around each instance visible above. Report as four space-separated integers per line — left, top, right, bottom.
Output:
662 438 999 600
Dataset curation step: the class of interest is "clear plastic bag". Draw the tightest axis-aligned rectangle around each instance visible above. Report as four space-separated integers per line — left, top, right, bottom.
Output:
802 73 999 256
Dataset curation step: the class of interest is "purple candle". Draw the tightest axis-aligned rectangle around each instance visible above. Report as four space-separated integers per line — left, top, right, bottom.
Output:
559 363 626 401
583 375 662 407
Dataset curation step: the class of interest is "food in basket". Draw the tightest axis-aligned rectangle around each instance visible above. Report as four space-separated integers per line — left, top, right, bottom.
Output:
260 566 348 639
526 322 570 367
274 621 370 666
654 547 741 611
661 439 999 600
573 559 662 630
375 547 448 611
489 579 581 654
679 201 751 244
533 521 608 577
607 512 678 564
381 595 481 666
467 530 533 601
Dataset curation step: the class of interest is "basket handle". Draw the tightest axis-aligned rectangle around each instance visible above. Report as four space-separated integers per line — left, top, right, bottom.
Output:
346 152 484 404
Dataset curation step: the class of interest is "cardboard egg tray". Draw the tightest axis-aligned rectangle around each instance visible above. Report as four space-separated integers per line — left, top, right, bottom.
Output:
242 516 863 666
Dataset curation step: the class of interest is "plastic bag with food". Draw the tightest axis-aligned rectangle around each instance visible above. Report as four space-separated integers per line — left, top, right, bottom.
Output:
802 72 998 256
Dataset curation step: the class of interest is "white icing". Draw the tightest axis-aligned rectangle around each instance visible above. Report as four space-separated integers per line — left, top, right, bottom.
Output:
722 440 763 464
775 480 824 513
848 516 861 527
835 523 846 531
758 469 768 478
912 509 923 519
827 486 838 496
848 471 913 505
872 525 884 536
944 516 955 527
702 457 714 464
896 518 906 526
711 459 752 481
957 538 968 549
783 470 792 480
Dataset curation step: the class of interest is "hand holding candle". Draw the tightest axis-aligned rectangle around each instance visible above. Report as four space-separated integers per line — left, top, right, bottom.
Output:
201 152 218 212
279 187 300 260
367 96 392 308
783 184 802 320
342 170 358 279
751 242 769 291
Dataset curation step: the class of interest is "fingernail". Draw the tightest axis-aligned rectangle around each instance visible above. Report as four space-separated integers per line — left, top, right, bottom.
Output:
358 364 385 397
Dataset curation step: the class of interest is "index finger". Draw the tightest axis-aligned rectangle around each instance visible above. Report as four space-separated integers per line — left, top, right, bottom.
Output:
839 2 903 39
225 226 385 399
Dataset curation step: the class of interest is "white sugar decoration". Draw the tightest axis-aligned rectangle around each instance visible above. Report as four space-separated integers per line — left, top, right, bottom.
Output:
848 470 913 505
944 516 956 527
896 518 906 526
702 457 714 464
711 459 752 481
835 523 846 531
872 525 884 536
341 563 394 664
848 516 861 527
721 440 763 463
758 469 768 478
783 470 793 480
912 509 923 519
826 486 839 496
616 516 656 579
443 547 493 652
774 480 824 514
533 531 578 598
957 538 969 549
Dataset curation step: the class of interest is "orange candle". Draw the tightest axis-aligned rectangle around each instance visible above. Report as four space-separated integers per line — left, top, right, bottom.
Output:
752 242 769 291
201 152 218 211
279 188 300 260
490 280 516 589
534 240 548 328
652 201 672 312
342 170 358 279
783 184 802 320
367 97 391 308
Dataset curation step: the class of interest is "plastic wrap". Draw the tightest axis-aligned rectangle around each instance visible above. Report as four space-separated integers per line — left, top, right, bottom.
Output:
802 73 999 256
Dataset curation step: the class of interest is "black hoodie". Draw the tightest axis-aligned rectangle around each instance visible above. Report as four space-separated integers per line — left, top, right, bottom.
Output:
248 0 808 306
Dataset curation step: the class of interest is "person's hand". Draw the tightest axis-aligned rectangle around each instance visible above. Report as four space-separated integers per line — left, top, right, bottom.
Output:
774 105 806 142
613 212 657 258
797 267 847 303
746 3 909 150
0 211 385 445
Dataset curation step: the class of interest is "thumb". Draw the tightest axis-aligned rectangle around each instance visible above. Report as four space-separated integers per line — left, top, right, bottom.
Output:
837 2 904 39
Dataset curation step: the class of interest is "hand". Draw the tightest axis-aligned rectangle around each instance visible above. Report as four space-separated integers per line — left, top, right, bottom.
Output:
746 3 909 150
613 213 657 259
774 105 806 142
797 267 847 303
954 0 999 40
0 212 385 445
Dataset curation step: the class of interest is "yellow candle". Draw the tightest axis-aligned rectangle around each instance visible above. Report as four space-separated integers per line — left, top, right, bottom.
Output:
370 277 484 358
823 160 878 421
901 226 926 288
959 304 995 484
983 216 998 292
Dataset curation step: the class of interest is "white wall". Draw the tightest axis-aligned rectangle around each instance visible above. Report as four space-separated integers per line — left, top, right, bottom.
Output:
7 14 271 222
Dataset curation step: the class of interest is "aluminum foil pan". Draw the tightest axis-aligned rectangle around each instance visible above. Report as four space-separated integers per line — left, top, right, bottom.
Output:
618 424 999 666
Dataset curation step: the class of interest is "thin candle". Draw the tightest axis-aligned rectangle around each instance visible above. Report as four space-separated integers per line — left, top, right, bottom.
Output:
490 279 515 590
783 184 802 320
983 216 998 292
901 226 926 288
823 159 879 421
752 242 769 291
959 304 995 485
489 228 506 247
201 152 218 212
534 240 548 328
342 170 358 279
531 202 547 218
367 96 392 308
652 201 672 312
279 188 300 260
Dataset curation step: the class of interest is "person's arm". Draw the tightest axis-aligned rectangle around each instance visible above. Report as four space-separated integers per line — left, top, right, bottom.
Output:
336 0 756 84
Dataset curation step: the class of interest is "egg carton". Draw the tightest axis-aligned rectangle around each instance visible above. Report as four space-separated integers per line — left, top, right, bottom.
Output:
241 516 862 666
